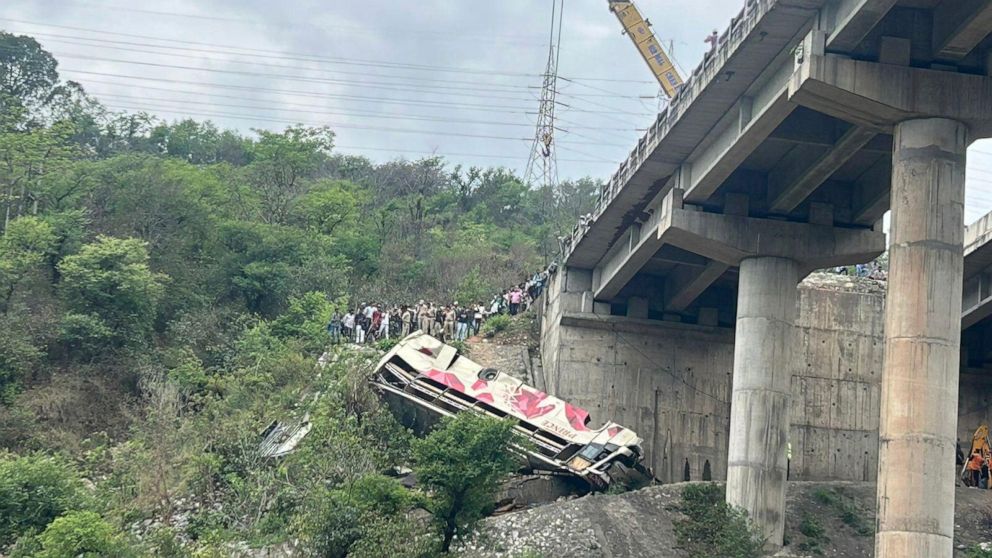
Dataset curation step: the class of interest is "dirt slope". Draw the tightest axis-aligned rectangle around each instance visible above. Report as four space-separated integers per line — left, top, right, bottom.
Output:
457 481 992 557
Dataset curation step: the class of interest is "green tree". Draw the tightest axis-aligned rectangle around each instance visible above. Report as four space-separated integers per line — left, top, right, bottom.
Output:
0 120 79 230
412 413 519 552
33 510 134 558
0 309 46 401
219 221 347 315
270 291 335 351
58 235 166 350
0 453 87 546
0 32 59 117
294 474 424 558
242 125 334 224
292 179 362 236
0 215 56 310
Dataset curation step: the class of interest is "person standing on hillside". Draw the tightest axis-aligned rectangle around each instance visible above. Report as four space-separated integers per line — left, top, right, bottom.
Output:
378 308 390 340
418 302 429 334
401 305 413 337
473 302 485 336
456 306 470 341
342 310 355 342
433 304 444 337
509 287 523 316
442 305 455 341
490 294 502 316
327 311 341 345
355 310 367 344
370 305 382 341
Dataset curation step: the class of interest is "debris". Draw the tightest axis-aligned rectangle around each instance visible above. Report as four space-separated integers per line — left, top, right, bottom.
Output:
258 414 313 458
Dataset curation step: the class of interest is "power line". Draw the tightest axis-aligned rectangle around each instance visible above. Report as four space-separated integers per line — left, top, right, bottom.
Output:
553 126 629 149
557 144 620 164
558 76 652 100
555 96 654 118
334 144 617 165
61 1 555 46
88 93 625 148
99 102 533 142
87 91 536 129
99 101 624 149
0 19 546 78
53 68 643 118
60 69 537 113
66 1 260 24
17 34 543 94
8 51 544 104
21 34 661 105
82 84 639 136
16 32 659 102
0 18 656 84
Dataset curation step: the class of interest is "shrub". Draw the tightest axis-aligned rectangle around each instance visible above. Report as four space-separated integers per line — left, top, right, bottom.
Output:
448 339 469 355
270 291 334 351
294 474 419 557
413 413 519 552
58 236 167 350
813 487 873 537
968 543 992 558
57 312 115 358
33 510 134 558
0 308 45 402
673 484 764 558
374 337 399 352
480 314 510 337
812 487 838 506
838 499 873 537
346 514 440 558
797 513 827 554
799 514 824 539
0 453 87 546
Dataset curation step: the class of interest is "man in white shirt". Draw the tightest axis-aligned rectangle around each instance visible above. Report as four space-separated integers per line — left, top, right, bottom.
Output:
342 312 355 341
378 310 390 340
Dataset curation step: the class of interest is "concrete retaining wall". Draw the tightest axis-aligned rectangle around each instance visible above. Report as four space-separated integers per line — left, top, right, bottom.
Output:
791 283 883 482
538 269 893 483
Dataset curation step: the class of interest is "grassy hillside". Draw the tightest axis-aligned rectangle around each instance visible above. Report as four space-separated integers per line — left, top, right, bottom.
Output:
0 31 596 557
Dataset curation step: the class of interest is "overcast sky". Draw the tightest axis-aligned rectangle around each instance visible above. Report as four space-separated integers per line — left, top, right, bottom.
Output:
3 0 992 224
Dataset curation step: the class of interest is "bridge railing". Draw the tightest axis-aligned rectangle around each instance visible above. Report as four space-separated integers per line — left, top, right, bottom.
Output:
563 0 769 262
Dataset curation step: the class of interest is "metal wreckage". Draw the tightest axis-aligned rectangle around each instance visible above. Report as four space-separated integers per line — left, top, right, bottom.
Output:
372 332 652 489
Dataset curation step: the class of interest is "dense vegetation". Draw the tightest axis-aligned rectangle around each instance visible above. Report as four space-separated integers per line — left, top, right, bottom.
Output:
0 31 596 556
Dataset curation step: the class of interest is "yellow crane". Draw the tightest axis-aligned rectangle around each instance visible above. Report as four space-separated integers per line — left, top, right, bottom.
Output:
607 0 683 98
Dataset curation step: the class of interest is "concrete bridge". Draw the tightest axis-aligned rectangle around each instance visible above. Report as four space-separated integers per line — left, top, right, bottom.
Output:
548 0 992 555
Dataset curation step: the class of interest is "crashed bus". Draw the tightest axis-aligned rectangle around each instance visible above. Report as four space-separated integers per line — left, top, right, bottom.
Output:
372 332 650 489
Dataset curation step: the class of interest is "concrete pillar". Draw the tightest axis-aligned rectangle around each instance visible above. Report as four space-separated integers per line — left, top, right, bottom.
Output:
726 256 798 548
876 118 967 558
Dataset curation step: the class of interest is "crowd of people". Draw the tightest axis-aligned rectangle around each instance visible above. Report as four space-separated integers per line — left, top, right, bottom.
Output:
326 264 558 345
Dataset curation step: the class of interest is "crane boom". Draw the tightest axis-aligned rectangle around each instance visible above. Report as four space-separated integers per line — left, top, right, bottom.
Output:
607 1 683 98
